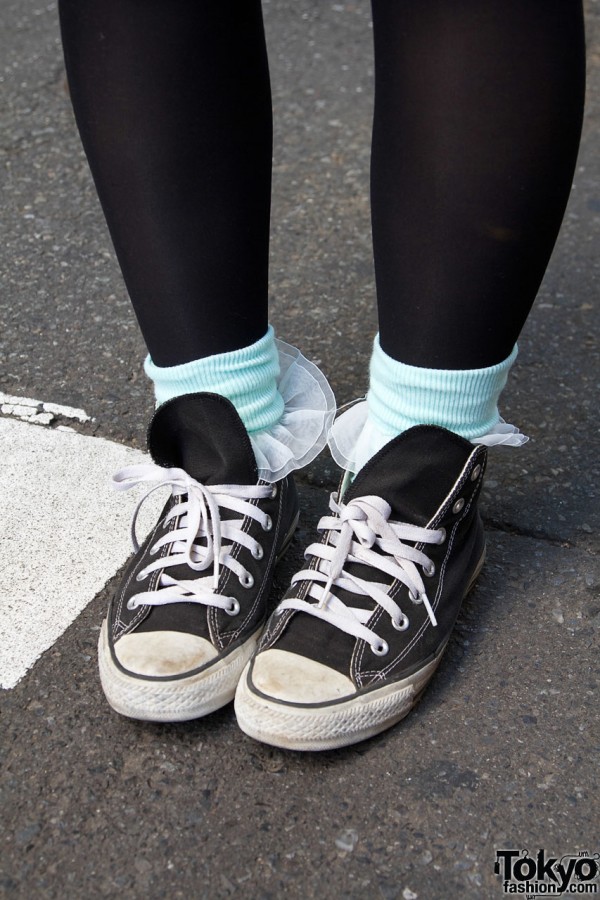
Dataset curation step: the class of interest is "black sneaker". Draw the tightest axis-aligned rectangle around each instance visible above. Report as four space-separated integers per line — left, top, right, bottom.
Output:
235 425 486 750
98 393 299 722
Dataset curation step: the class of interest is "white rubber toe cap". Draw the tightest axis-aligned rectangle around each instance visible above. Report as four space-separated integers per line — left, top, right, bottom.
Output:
114 631 218 677
251 648 355 703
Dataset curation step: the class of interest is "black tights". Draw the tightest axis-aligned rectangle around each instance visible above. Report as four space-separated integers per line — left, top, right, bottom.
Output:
59 0 585 369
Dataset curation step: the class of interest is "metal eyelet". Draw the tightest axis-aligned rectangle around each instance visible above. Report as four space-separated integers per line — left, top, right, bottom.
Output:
271 485 278 499
149 544 159 556
423 561 436 578
126 598 137 611
251 544 264 561
471 464 482 482
452 498 465 515
225 598 240 616
409 590 422 604
239 573 254 589
371 640 389 657
436 527 447 544
392 614 409 632
262 515 273 532
135 570 148 582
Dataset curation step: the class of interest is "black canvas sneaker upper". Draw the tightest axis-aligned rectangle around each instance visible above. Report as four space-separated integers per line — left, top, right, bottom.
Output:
106 393 298 672
255 425 486 690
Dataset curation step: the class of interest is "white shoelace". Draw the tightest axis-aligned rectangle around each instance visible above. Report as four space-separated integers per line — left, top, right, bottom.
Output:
113 464 274 614
278 493 445 656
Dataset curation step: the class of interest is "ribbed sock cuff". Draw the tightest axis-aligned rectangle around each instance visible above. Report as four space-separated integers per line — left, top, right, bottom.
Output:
144 325 285 434
368 335 518 440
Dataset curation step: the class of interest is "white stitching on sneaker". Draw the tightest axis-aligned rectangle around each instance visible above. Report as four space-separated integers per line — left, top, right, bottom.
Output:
112 464 272 612
277 492 445 654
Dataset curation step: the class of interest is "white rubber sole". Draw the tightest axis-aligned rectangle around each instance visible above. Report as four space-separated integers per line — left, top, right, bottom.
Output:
98 621 262 723
235 652 443 752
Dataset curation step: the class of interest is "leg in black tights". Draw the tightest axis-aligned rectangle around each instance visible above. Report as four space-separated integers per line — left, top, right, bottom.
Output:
59 1 586 373
370 0 586 369
59 0 272 367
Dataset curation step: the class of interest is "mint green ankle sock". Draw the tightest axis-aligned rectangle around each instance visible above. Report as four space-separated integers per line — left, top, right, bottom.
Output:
144 325 284 434
368 335 518 440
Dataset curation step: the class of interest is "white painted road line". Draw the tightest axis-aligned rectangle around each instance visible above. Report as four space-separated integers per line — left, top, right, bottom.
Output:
0 417 161 689
0 391 92 426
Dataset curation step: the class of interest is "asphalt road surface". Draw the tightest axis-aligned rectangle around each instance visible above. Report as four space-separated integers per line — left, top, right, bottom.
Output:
1 1 599 898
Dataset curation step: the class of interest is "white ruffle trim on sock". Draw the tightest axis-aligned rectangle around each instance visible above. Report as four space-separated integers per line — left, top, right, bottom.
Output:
328 399 528 474
250 340 335 482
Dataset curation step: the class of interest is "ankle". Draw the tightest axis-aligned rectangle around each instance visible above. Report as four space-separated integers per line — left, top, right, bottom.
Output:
144 325 284 434
367 334 518 441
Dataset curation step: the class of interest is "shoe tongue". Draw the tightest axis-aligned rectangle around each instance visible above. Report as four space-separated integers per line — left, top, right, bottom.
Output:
148 393 258 485
345 425 474 526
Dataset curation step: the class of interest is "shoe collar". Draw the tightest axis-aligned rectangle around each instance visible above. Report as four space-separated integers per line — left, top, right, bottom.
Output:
344 425 485 526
